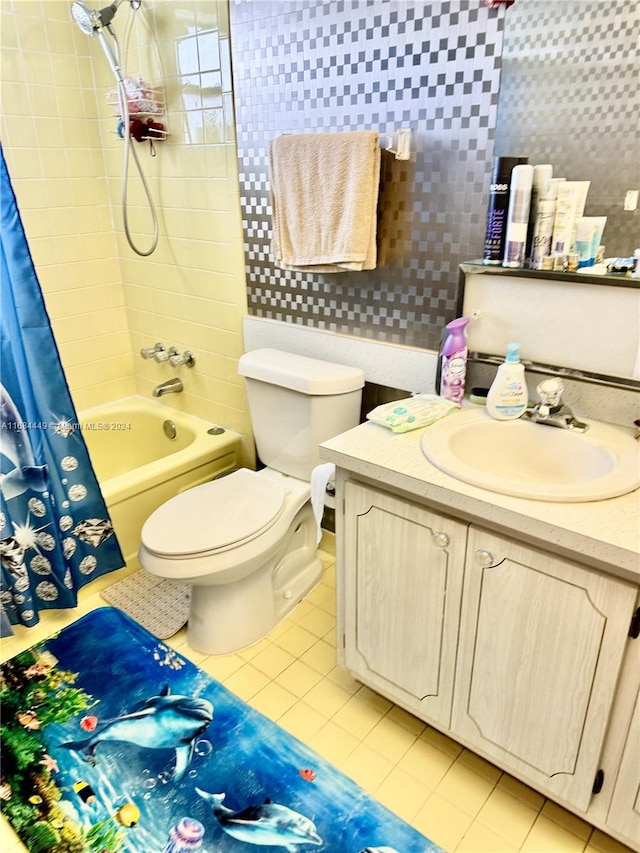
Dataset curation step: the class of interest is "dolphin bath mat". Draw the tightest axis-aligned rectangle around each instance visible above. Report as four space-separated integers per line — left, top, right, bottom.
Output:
1 607 443 853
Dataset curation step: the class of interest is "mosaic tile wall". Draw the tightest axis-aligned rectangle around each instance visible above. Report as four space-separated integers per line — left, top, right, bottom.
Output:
494 0 639 259
230 0 506 349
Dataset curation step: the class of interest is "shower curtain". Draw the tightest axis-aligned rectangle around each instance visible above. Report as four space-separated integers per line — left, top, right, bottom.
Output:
0 145 124 635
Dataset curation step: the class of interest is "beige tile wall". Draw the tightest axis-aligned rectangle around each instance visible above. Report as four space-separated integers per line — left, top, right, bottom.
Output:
0 0 251 443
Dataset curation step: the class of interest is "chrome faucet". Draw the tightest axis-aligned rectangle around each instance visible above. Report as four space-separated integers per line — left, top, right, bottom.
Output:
523 378 589 433
153 377 183 397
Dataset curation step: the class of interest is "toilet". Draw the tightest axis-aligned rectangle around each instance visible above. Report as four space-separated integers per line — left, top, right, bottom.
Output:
139 348 364 655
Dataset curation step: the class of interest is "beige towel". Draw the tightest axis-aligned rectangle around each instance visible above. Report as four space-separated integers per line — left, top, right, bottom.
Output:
269 131 381 273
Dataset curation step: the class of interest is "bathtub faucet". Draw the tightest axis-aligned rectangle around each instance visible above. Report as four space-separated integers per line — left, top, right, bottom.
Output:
153 378 183 397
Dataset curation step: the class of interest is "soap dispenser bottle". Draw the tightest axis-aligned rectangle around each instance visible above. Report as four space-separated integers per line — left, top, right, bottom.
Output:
439 317 470 406
486 343 528 420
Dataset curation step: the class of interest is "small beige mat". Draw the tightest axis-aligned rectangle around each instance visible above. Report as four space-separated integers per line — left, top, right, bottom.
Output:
101 570 191 639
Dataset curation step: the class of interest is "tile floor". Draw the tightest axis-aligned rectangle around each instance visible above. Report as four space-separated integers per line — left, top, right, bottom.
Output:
1 536 636 853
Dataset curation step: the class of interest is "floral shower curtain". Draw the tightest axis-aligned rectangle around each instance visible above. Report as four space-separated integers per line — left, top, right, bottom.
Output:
0 145 124 634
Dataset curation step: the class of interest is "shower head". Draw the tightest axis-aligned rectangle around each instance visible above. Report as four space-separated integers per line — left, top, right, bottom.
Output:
70 1 123 35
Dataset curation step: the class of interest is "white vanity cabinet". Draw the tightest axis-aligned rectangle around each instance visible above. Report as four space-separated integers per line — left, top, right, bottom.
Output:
451 526 637 812
607 685 640 841
341 480 467 730
336 475 640 847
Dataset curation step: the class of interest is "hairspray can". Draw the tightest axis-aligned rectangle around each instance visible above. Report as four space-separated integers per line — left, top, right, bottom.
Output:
482 156 528 265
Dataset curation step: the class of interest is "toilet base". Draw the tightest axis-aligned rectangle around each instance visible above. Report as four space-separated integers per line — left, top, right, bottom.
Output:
186 503 323 655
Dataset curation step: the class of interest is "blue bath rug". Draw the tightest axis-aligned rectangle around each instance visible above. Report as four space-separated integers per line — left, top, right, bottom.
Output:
1 606 443 853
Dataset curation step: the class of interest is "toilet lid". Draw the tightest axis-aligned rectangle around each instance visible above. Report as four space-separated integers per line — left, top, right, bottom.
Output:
141 469 286 557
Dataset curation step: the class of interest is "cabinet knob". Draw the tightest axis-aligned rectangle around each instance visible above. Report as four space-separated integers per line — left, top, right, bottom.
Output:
475 549 495 567
433 531 450 548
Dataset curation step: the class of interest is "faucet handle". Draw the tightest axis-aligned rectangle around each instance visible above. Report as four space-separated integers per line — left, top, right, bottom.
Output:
536 377 564 411
168 349 196 368
141 342 165 359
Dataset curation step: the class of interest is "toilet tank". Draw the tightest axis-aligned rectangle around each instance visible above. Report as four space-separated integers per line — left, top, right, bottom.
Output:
238 348 364 480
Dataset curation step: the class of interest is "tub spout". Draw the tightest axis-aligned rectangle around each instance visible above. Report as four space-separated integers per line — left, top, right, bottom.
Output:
153 378 183 397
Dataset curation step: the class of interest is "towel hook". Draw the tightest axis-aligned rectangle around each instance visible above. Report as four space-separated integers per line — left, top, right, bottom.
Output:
386 127 411 160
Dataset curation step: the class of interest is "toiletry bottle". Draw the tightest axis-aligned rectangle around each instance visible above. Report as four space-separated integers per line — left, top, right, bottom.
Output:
503 164 535 268
439 317 470 407
486 343 528 420
482 156 528 265
525 164 553 262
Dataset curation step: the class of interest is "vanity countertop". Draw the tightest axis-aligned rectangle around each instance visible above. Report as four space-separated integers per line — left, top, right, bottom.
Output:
320 418 640 584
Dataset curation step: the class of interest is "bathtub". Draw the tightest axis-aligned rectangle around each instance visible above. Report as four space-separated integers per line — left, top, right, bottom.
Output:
80 397 242 566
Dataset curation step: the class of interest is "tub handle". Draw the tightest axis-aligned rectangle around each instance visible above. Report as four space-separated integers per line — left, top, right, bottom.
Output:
168 348 196 368
141 342 165 359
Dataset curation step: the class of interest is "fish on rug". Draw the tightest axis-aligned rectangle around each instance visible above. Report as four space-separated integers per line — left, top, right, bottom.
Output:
0 606 444 853
100 569 191 639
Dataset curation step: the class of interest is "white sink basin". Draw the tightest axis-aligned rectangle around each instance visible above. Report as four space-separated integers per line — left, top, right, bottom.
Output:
421 408 640 502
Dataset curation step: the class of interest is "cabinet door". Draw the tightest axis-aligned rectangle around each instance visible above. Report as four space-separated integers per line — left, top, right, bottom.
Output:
607 684 640 843
452 526 637 811
343 480 467 729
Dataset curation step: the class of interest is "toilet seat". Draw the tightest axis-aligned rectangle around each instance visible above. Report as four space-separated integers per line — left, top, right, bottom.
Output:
141 468 286 558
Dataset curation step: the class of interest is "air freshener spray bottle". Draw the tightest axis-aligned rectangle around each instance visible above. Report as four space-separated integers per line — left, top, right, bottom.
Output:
482 156 528 265
439 317 470 407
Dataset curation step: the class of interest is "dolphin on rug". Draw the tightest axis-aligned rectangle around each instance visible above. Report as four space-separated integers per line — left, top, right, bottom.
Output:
59 686 213 780
360 848 402 852
196 788 323 851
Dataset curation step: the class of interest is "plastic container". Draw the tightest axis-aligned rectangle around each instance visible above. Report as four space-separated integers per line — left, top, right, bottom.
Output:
486 343 528 421
439 317 470 407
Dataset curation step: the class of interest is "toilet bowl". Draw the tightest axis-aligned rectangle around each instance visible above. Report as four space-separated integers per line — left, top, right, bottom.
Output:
140 468 321 654
139 348 364 656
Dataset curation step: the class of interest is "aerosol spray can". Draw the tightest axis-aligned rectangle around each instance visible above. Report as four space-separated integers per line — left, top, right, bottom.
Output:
482 156 528 265
503 164 534 268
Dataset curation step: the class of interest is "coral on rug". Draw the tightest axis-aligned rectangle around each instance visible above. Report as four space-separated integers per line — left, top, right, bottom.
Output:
1 606 443 853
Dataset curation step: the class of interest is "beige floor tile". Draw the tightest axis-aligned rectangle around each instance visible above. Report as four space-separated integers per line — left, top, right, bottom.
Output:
498 774 546 812
586 832 637 853
277 700 327 742
435 757 499 817
339 741 395 794
297 605 335 638
325 663 361 694
308 719 359 766
222 662 270 701
299 638 337 675
374 765 433 822
273 623 318 656
274 659 324 697
456 821 520 853
542 800 593 841
306 583 335 614
236 635 272 661
0 817 24 853
303 676 354 718
355 683 394 714
398 734 459 788
248 680 298 721
476 785 541 848
520 814 589 853
288 598 315 624
457 748 503 784
413 792 474 852
386 703 428 736
249 643 297 679
423 725 465 758
363 713 419 763
331 692 387 739
199 652 244 681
